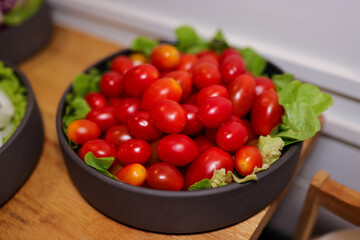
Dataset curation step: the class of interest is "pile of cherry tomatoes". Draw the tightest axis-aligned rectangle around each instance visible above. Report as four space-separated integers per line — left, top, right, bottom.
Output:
66 44 284 191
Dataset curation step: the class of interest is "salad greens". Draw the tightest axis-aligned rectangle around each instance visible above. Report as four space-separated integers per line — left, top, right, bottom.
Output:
84 152 118 180
1 0 43 27
0 61 27 146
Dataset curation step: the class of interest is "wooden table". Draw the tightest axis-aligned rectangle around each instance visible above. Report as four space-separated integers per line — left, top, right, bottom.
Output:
0 26 321 240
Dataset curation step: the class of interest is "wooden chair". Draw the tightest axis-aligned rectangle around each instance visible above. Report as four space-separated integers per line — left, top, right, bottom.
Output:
294 170 360 240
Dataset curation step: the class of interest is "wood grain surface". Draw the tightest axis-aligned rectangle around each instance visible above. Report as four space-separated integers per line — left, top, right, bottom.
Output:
0 26 320 240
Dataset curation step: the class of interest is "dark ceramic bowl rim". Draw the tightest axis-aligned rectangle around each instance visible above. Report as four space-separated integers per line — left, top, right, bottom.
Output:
0 61 34 154
56 48 300 198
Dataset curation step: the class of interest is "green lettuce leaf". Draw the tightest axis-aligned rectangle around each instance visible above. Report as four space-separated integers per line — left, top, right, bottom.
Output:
188 178 212 191
208 29 229 54
84 152 118 180
272 73 294 92
3 0 43 26
62 96 91 128
72 68 102 98
175 25 208 54
131 36 159 57
256 135 285 170
238 47 267 76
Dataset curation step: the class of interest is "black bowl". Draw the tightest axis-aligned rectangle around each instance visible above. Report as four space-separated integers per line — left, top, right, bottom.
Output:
0 2 53 64
56 49 303 234
0 62 44 206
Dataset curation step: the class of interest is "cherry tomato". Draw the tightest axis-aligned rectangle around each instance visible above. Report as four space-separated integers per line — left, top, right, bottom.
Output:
251 89 284 136
117 139 151 165
129 53 147 66
177 53 198 72
123 64 159 97
67 119 101 145
181 104 203 135
234 146 263 176
195 54 219 67
105 125 132 149
197 50 217 59
85 92 107 109
228 74 256 117
194 135 215 153
219 48 240 64
145 139 161 168
150 99 187 134
99 71 123 97
86 106 118 132
127 111 162 141
192 62 221 89
254 76 275 97
116 163 146 186
205 127 218 143
108 97 122 107
184 147 234 190
150 44 180 70
146 162 184 191
165 70 193 102
241 118 257 142
229 115 244 124
157 134 199 167
184 93 197 105
110 56 133 76
78 139 117 163
199 96 233 128
196 84 229 106
141 78 183 110
216 120 248 151
114 98 141 124
220 55 245 84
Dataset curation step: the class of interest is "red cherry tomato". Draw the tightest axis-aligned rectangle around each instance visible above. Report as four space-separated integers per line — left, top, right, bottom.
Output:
110 56 133 76
78 139 117 163
114 98 141 124
177 53 198 72
123 64 159 97
108 97 122 107
141 78 183 110
193 135 215 153
219 48 240 64
220 55 245 84
229 115 244 124
150 44 180 70
86 106 118 132
146 162 184 191
145 139 161 168
105 125 132 149
241 118 257 142
228 74 256 117
164 70 193 102
254 76 276 97
85 92 107 109
181 104 203 135
216 120 248 151
117 139 151 165
127 111 162 141
199 96 233 128
99 71 123 98
196 84 229 106
192 62 221 89
67 119 101 145
205 127 218 143
195 54 219 67
150 99 187 134
196 50 217 59
184 147 234 190
184 93 197 105
251 89 284 136
116 163 146 186
234 146 263 176
157 134 199 167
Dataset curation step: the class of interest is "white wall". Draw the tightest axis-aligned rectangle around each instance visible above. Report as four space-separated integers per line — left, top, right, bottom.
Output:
48 0 360 238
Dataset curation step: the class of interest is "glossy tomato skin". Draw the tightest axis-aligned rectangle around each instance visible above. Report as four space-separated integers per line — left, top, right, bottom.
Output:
218 48 240 64
127 111 162 141
110 56 133 76
192 62 221 89
150 99 187 134
198 96 233 128
114 98 141 124
157 134 199 167
241 118 257 142
117 139 151 165
181 104 203 135
116 163 146 186
254 76 276 97
130 53 147 66
228 74 256 118
194 135 215 153
197 50 217 60
85 92 107 109
177 53 198 72
67 119 101 145
184 147 234 190
216 120 248 151
99 71 123 98
146 162 184 191
86 106 118 132
195 54 219 67
165 70 193 102
123 64 159 97
150 44 180 70
234 146 263 176
105 124 132 149
78 139 117 163
251 89 284 136
141 78 183 110
108 97 122 107
220 55 246 84
196 84 229 106
184 93 197 105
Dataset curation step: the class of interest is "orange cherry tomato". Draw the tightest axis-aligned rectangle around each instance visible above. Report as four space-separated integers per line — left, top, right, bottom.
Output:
67 119 101 145
116 163 147 186
234 146 263 176
150 44 180 70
